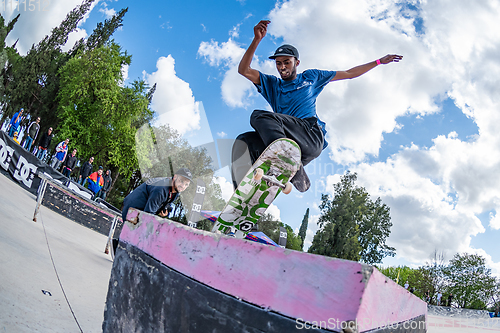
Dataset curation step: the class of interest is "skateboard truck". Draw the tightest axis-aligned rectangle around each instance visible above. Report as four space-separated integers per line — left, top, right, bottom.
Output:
253 168 293 194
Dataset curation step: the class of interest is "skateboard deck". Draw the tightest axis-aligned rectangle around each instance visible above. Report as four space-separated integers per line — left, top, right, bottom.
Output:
212 138 301 238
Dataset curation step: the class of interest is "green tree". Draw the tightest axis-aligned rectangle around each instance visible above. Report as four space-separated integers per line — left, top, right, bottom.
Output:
255 214 302 250
256 213 281 241
57 42 153 189
134 123 225 224
2 1 128 142
419 250 447 305
283 224 302 251
2 0 95 130
298 208 309 250
308 172 395 264
442 253 498 309
69 8 128 55
378 265 432 300
0 13 20 110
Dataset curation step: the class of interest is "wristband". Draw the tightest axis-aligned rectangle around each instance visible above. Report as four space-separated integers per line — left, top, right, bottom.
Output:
376 59 381 65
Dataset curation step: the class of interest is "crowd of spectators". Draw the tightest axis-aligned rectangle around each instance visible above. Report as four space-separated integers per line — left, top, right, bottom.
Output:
3 111 113 202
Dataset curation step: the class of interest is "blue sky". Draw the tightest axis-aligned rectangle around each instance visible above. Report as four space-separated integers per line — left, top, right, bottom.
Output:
5 0 500 275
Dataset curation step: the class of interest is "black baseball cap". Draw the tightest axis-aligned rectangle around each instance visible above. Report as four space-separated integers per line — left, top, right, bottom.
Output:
269 44 299 60
175 168 193 181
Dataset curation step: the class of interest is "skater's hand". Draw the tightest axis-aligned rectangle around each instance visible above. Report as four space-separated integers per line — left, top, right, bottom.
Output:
158 206 172 218
379 54 403 64
254 20 270 40
158 209 169 218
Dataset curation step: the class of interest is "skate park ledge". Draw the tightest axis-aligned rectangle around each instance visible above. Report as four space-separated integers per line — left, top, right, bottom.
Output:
104 209 427 332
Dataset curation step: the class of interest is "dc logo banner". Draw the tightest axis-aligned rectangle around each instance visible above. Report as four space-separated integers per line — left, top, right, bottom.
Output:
278 226 287 248
0 138 15 171
14 155 38 188
0 131 68 195
187 179 206 228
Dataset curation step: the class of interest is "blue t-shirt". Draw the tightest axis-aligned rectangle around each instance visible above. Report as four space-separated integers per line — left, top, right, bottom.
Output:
256 69 336 149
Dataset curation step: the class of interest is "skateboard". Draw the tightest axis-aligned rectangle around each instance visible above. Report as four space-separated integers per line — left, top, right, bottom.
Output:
211 138 301 238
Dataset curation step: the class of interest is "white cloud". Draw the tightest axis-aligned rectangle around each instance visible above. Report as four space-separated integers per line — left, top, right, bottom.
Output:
490 212 500 231
120 64 129 86
210 0 500 271
267 0 451 164
198 38 266 108
144 55 201 135
5 0 99 55
266 204 281 222
99 2 116 19
61 27 88 52
213 176 233 202
217 132 227 138
229 23 242 38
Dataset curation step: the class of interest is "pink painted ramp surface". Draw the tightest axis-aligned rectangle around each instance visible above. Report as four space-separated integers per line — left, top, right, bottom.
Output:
121 209 426 330
356 269 427 331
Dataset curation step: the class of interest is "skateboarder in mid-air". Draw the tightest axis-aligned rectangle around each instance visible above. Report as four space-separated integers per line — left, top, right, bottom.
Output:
232 20 403 192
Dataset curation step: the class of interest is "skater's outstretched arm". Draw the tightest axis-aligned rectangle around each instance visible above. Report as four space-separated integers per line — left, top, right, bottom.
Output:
238 20 270 85
331 54 403 81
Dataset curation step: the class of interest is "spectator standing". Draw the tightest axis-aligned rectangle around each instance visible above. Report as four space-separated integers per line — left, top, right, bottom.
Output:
51 138 69 170
99 169 112 201
23 117 41 152
87 167 104 199
425 290 431 303
78 156 94 186
404 281 409 290
447 293 453 307
36 127 53 161
8 108 24 138
437 291 442 306
62 149 77 178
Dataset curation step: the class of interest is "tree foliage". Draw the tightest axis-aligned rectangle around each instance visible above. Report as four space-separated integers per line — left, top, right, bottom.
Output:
1 2 224 224
379 252 499 309
257 213 302 251
57 42 153 182
442 253 498 309
308 172 395 264
377 265 432 300
69 8 128 55
2 0 95 130
0 13 20 110
134 123 225 221
298 208 309 250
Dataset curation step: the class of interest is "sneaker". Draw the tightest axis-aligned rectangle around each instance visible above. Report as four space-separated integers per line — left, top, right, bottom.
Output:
290 164 310 192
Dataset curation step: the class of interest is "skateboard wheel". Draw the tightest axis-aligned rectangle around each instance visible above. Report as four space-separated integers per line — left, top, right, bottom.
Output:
253 168 264 181
283 182 292 194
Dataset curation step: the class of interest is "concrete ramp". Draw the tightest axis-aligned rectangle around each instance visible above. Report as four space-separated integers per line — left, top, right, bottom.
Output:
427 305 500 332
428 305 490 319
103 209 427 332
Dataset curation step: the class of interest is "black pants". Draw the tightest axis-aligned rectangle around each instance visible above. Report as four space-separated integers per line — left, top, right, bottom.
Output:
231 110 324 188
